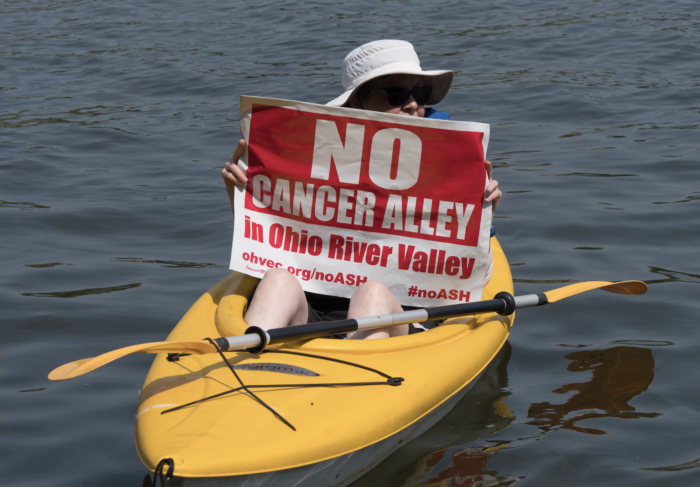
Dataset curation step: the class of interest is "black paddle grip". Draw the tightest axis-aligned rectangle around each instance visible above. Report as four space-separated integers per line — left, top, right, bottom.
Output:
494 291 516 316
244 326 270 354
426 298 506 320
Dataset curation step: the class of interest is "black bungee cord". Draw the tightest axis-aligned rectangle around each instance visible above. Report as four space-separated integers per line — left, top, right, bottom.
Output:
203 337 296 431
160 339 404 431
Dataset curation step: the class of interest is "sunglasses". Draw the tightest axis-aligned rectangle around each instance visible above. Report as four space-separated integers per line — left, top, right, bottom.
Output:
370 85 433 107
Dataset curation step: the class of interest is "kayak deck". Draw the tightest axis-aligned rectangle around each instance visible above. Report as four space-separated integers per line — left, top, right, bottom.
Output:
135 237 514 479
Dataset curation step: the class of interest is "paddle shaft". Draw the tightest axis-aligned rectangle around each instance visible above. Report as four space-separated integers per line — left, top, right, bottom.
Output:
48 280 646 381
214 291 548 353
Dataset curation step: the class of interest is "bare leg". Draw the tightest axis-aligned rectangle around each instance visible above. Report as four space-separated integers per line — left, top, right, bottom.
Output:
346 281 408 340
244 268 309 332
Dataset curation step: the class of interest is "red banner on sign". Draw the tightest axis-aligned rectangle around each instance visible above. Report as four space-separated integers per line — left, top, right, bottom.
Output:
245 104 486 246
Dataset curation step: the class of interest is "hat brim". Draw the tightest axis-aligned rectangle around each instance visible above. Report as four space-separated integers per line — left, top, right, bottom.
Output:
326 69 454 108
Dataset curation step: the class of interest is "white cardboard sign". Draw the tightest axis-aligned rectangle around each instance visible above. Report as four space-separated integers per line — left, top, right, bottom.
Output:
230 96 491 306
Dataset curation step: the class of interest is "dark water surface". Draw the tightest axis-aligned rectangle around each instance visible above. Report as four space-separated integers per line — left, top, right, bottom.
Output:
2 0 699 485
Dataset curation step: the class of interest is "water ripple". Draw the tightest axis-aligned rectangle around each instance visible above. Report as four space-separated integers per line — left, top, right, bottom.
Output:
21 283 142 298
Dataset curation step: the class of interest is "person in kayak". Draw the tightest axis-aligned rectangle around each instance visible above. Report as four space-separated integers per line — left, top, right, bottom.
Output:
222 40 501 339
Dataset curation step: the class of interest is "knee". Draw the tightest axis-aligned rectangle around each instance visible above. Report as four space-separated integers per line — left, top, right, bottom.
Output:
354 280 392 298
260 267 296 285
348 280 402 321
254 267 305 304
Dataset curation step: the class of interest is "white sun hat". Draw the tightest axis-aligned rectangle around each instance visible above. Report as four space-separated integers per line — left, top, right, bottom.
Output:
326 39 454 108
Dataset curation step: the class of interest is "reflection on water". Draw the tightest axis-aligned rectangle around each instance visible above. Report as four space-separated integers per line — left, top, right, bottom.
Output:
24 262 74 268
395 345 660 485
528 347 658 435
609 340 673 347
640 457 700 472
652 194 700 205
645 266 700 285
0 199 51 210
402 445 518 487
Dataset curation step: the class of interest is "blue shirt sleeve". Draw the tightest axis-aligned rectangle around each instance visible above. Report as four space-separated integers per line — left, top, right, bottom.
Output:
424 107 451 120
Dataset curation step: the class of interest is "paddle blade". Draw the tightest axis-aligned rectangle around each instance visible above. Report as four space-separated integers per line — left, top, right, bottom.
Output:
48 340 217 381
544 280 647 304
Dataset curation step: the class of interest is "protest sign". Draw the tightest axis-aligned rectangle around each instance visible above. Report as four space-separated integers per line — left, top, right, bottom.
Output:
230 96 492 306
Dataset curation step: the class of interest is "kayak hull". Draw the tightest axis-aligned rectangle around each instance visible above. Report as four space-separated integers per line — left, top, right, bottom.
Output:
153 374 477 487
136 238 514 485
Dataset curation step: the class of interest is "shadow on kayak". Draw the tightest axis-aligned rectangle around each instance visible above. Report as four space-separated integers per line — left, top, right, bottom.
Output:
349 342 516 487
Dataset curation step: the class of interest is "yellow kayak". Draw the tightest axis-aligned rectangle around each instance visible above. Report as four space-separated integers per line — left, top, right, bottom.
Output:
135 237 514 486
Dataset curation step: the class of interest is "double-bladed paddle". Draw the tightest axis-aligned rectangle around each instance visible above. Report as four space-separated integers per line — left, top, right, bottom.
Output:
48 280 646 381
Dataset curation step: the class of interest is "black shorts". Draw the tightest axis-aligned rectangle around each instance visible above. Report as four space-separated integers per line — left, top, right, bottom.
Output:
304 291 439 334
